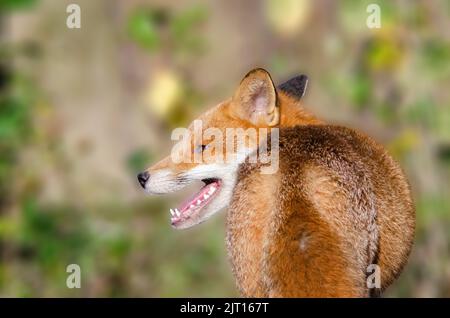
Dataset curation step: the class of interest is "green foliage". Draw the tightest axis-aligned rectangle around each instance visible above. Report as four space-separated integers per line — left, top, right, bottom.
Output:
127 10 162 52
421 39 450 76
364 35 404 72
170 5 208 54
0 81 31 144
437 144 450 166
0 0 37 11
349 73 372 109
416 195 450 227
341 0 396 31
0 73 34 195
126 149 153 174
20 199 90 268
127 5 207 55
404 97 435 128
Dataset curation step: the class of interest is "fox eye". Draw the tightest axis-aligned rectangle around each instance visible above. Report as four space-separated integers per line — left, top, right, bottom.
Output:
195 144 208 153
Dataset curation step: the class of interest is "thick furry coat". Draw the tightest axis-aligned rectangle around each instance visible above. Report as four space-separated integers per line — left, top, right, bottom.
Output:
227 125 415 297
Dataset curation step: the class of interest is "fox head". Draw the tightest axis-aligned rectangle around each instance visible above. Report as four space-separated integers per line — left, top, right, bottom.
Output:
138 68 317 229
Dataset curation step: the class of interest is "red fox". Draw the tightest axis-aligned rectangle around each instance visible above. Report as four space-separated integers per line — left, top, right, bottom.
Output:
138 68 415 297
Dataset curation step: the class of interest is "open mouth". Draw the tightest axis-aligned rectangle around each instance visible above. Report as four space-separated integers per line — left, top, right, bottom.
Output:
170 178 222 227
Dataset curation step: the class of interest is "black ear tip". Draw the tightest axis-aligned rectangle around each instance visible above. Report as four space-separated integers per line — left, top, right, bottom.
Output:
278 74 309 99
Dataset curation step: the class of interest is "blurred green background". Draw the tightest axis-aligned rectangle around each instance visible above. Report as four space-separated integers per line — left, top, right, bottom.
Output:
1 0 449 297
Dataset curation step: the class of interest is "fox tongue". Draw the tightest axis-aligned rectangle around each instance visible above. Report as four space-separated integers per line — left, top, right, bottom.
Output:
178 180 219 213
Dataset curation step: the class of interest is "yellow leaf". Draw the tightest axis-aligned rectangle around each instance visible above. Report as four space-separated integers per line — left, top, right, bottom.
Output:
145 70 183 119
265 0 311 36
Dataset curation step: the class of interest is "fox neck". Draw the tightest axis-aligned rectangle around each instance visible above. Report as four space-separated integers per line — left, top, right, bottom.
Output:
278 96 323 127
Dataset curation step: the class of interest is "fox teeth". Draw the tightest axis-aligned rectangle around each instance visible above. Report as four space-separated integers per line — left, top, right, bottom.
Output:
196 200 202 205
175 209 180 217
190 204 195 209
170 209 175 216
204 194 210 199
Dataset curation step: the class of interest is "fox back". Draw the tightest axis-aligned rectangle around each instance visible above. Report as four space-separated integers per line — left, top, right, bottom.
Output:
227 125 415 297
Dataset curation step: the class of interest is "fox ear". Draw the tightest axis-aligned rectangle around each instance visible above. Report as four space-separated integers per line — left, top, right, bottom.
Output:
278 74 308 99
231 68 279 126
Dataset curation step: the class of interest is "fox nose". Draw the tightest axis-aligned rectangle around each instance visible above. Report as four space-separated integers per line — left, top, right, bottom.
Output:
137 171 150 188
